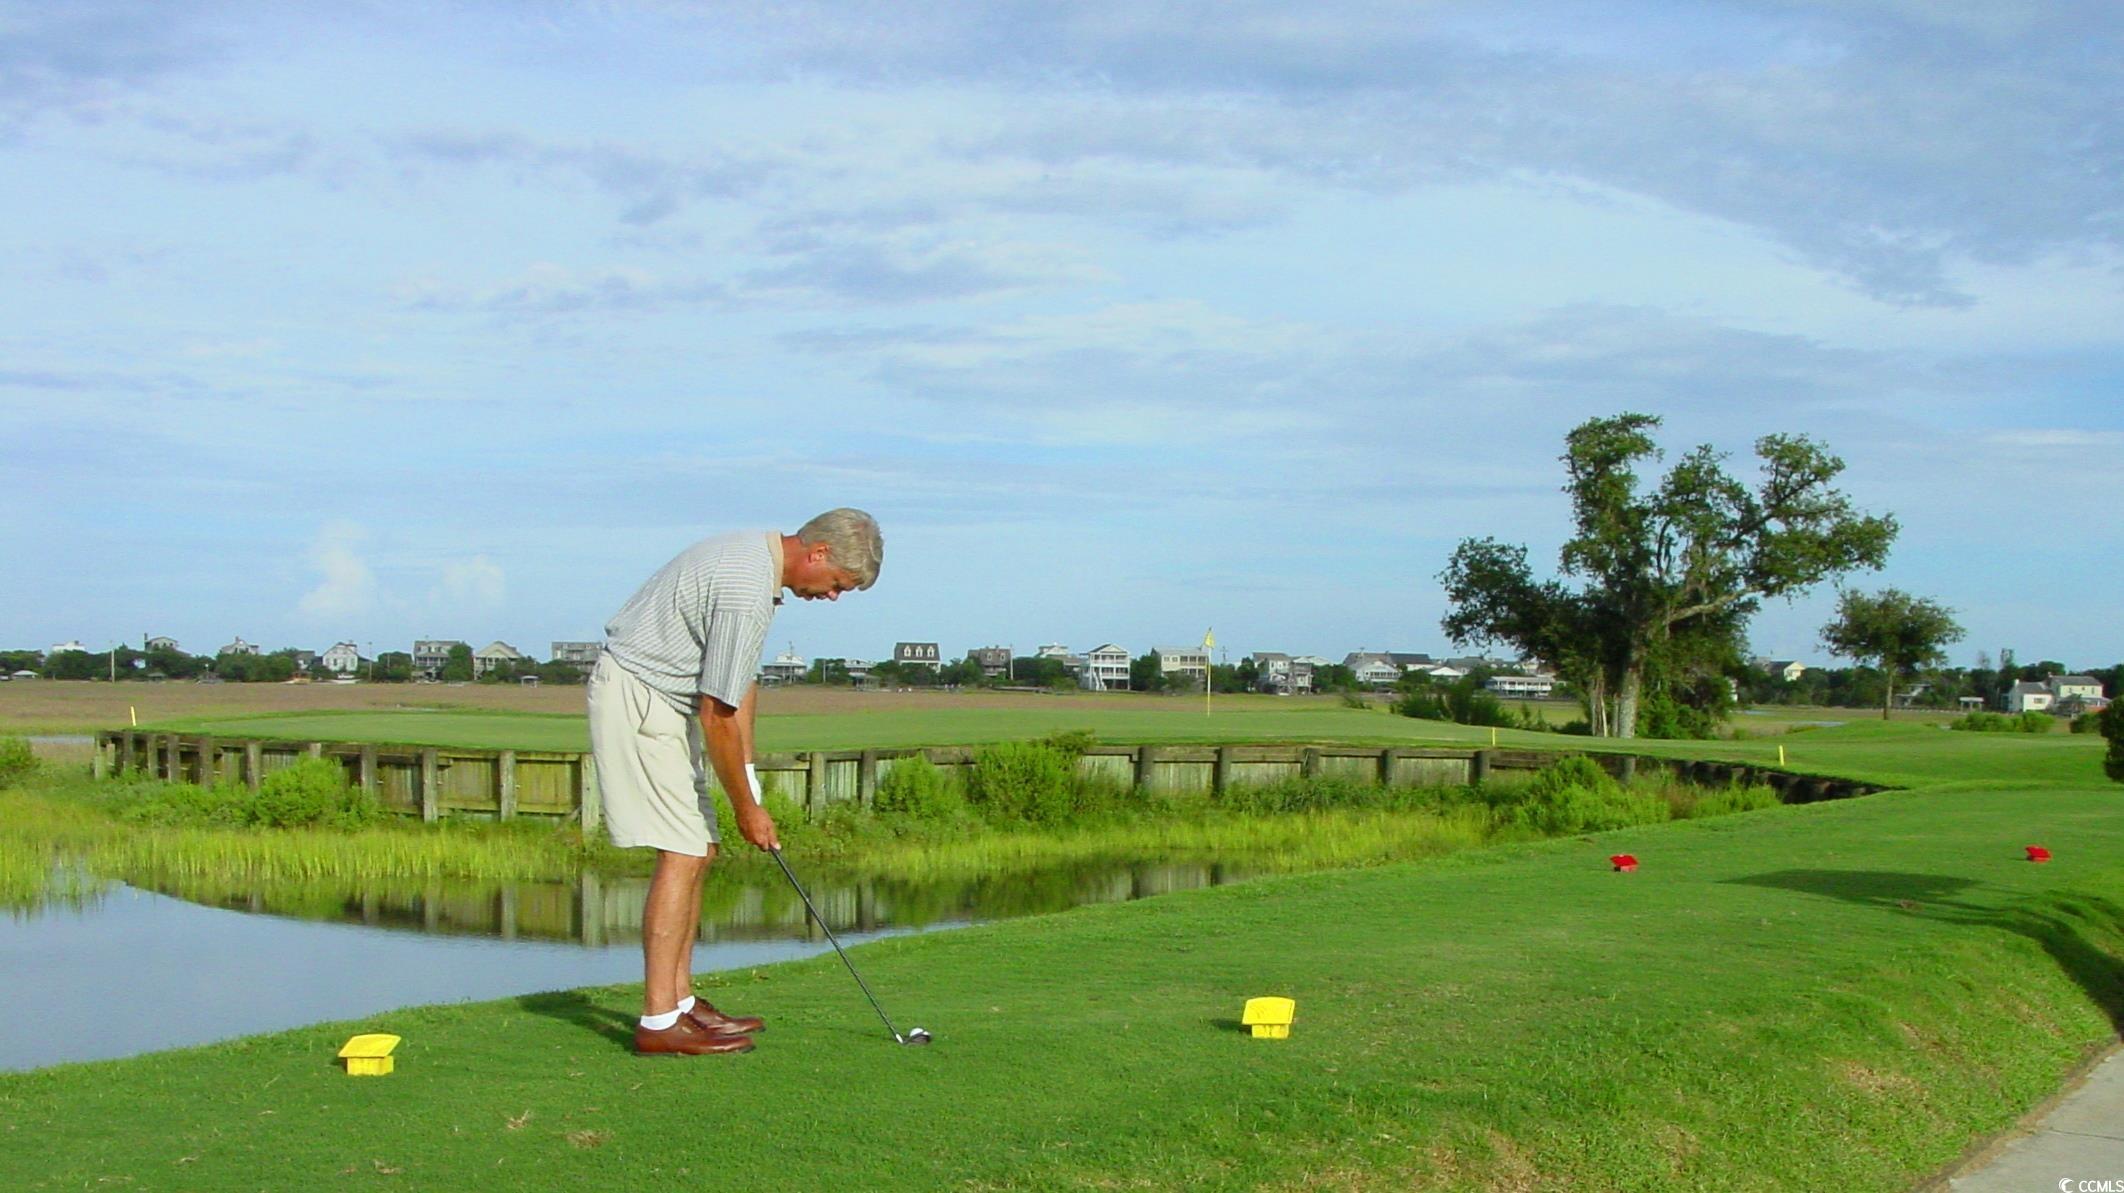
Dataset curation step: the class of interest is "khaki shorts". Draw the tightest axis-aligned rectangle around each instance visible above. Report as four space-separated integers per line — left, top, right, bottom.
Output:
587 653 719 854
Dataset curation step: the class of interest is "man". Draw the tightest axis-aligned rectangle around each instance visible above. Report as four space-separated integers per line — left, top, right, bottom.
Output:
589 508 883 1056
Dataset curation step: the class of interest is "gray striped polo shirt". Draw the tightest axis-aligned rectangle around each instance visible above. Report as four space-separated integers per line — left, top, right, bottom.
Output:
602 530 781 714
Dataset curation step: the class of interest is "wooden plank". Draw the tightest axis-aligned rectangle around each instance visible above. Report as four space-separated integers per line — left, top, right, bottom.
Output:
419 748 440 822
92 732 109 780
245 740 263 793
806 751 826 817
579 755 602 831
498 750 517 821
1134 745 1157 790
359 744 378 796
1214 745 1233 794
1472 749 1493 786
858 749 878 808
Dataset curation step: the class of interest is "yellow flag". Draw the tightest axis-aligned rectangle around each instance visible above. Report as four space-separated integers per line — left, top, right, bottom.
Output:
1202 628 1216 650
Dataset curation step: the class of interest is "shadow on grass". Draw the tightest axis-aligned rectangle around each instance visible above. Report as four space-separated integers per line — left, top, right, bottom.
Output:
515 991 635 1051
1728 869 2124 1033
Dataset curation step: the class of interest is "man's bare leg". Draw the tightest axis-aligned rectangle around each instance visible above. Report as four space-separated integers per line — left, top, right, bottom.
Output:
643 849 711 1015
671 844 714 1002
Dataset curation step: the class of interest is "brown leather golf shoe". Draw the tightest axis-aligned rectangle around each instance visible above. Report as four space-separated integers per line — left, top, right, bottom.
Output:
634 1015 756 1056
685 999 764 1035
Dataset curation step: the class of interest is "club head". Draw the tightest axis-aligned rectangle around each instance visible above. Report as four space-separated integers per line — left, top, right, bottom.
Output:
901 1027 932 1046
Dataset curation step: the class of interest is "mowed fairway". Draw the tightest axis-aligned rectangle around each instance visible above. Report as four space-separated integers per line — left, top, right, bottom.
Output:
3 735 2119 1189
4 708 2120 1189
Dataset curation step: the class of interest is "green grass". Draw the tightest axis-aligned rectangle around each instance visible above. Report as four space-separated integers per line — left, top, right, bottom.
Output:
5 721 2118 1189
4 776 2118 1189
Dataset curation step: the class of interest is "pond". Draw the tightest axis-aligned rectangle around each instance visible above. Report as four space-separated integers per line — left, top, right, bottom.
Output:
1 858 1255 1072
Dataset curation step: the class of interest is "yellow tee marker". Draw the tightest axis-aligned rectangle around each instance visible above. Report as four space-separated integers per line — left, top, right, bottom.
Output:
1241 996 1295 1039
338 1033 401 1076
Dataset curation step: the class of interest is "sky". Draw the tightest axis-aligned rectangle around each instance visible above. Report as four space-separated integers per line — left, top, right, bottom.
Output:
4 1 2121 671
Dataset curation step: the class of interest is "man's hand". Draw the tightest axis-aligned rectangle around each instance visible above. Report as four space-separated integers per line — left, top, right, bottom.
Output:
733 799 780 852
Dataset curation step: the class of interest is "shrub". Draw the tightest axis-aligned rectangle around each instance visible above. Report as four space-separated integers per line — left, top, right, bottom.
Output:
872 754 965 823
1489 755 1669 835
963 742 1078 826
0 737 36 789
1341 692 1372 710
1955 710 2057 734
113 782 250 827
2102 701 2124 784
2070 712 2102 734
250 758 384 829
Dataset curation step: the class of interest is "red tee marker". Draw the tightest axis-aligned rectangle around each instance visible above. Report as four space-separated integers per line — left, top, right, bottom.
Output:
2025 845 2052 863
1609 854 1638 872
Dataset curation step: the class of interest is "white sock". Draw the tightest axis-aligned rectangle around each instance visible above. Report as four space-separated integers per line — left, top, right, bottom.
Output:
676 995 696 1014
640 1009 682 1031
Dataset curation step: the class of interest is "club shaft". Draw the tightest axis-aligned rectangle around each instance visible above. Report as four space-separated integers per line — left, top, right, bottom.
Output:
769 848 903 1039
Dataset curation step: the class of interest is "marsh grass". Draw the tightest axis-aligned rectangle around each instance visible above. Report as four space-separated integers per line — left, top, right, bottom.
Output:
4 749 1795 913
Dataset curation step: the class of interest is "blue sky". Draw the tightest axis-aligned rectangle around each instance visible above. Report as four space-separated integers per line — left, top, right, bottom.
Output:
5 1 2120 669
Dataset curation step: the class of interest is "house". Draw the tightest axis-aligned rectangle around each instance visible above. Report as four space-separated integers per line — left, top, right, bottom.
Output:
412 639 466 681
2048 674 2109 712
216 637 261 657
1386 652 1437 671
49 640 88 656
1080 644 1131 691
1342 652 1403 689
288 649 317 672
1034 643 1072 660
472 641 527 678
144 635 179 653
1484 673 1557 699
321 642 361 675
2006 681 2054 714
892 642 941 670
759 648 806 685
1249 652 1314 695
1154 646 1210 680
967 646 1013 678
550 641 601 667
1753 658 1809 684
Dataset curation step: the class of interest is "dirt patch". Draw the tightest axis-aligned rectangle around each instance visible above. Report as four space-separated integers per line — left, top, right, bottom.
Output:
1836 1060 1921 1098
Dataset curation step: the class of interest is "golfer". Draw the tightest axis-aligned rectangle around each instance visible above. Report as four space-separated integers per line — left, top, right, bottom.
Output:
589 509 882 1056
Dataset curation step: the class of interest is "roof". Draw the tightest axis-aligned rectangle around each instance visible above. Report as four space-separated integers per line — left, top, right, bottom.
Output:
2011 680 2050 694
2053 674 2100 685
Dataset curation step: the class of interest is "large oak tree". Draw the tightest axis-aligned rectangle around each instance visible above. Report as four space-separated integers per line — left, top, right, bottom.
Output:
1441 413 1897 738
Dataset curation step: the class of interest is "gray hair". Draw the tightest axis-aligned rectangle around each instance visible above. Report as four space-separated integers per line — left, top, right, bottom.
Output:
795 508 884 590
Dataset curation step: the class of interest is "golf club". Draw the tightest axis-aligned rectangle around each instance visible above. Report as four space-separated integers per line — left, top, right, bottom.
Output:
766 845 931 1046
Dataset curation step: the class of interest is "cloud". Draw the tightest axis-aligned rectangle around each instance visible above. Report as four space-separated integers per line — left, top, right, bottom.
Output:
297 522 379 620
433 555 506 613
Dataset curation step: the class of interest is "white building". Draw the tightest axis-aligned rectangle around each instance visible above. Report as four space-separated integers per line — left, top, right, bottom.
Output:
216 637 261 657
1154 646 1209 680
321 642 362 675
473 641 527 678
1080 644 1131 691
759 648 807 685
2006 681 2054 714
1343 652 1403 689
1035 643 1072 660
413 639 466 681
48 640 88 656
550 641 601 667
144 635 179 652
892 642 941 669
2048 674 2108 711
1249 652 1314 695
1484 673 1558 699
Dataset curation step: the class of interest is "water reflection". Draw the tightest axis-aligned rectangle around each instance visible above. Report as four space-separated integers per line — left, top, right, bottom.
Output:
132 858 1261 947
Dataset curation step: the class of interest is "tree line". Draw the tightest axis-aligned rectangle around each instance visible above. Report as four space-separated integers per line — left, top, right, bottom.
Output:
2 643 588 686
